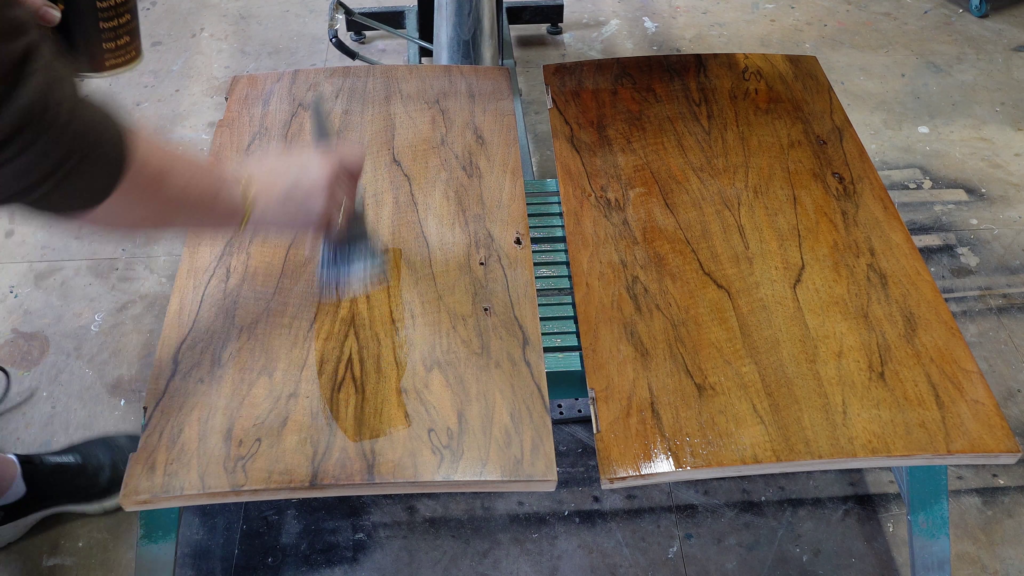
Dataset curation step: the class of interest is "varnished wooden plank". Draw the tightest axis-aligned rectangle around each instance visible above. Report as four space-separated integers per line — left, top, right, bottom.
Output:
315 249 409 442
544 54 1021 488
120 66 556 509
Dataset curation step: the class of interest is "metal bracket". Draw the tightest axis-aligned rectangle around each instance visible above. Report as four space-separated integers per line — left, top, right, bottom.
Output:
587 388 600 433
550 397 591 422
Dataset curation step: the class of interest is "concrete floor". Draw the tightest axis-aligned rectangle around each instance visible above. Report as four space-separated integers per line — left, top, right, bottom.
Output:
1 0 1024 573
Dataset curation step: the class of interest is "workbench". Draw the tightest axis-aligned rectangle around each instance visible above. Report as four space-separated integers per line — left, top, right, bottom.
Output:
132 4 972 575
135 176 957 576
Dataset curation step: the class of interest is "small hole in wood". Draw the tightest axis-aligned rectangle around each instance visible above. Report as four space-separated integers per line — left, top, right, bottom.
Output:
482 305 491 317
832 172 845 184
513 232 524 248
817 138 827 145
478 256 486 266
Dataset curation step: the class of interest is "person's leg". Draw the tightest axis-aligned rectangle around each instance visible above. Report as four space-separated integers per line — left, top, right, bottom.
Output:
0 454 23 502
0 436 138 548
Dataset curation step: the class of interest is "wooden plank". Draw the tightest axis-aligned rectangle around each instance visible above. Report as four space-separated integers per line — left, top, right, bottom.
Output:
544 54 1021 488
912 233 958 249
529 216 565 227
878 168 925 187
120 66 557 510
890 189 970 203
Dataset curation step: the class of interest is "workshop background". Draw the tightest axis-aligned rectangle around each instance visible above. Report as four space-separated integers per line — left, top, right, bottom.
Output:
2 0 1023 574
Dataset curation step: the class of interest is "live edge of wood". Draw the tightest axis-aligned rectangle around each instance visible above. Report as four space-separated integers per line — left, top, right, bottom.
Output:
120 65 556 510
544 54 1021 488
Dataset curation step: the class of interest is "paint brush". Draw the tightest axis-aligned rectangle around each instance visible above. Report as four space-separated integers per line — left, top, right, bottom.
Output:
313 96 387 300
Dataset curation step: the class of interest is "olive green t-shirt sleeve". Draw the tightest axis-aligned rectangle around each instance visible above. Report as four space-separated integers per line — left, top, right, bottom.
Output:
0 0 127 213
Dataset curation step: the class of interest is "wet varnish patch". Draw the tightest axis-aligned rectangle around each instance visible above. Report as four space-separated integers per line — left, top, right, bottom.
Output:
314 248 409 442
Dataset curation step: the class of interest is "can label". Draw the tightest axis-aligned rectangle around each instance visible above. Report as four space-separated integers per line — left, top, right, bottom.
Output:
53 0 143 76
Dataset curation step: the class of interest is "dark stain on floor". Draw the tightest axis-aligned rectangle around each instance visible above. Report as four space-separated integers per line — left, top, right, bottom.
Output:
0 328 50 371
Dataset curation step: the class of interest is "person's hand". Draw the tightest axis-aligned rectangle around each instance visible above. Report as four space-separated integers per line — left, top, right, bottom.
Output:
17 0 62 26
238 143 365 232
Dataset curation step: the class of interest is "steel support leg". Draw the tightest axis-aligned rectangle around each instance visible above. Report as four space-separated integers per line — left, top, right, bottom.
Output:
892 466 952 576
405 7 421 63
134 507 180 576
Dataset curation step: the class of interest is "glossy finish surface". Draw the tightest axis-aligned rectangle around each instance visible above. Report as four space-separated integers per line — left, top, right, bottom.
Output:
120 65 556 509
544 54 1021 487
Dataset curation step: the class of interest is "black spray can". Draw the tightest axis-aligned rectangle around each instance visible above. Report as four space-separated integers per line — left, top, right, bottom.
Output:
53 0 143 76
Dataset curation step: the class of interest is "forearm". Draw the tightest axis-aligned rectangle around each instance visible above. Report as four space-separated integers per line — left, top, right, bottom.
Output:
79 130 245 229
1 0 363 232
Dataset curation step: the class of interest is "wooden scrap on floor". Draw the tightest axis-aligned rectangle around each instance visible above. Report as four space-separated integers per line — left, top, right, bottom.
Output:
544 54 1021 488
120 66 556 510
912 233 958 249
891 189 970 203
878 168 925 187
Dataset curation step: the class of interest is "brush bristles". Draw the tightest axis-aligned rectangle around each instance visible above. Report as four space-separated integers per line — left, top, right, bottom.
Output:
318 237 387 301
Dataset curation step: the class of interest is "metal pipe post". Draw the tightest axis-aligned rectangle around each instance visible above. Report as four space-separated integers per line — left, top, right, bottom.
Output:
433 0 500 65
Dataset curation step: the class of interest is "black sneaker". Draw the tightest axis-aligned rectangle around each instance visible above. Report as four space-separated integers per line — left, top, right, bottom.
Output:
0 435 139 548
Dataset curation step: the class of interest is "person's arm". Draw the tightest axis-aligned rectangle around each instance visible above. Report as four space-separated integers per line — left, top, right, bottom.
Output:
80 130 364 231
0 0 363 231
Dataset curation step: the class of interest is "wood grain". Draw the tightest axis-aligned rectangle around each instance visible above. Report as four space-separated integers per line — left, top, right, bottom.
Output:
120 66 555 509
544 54 1021 488
315 248 409 442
